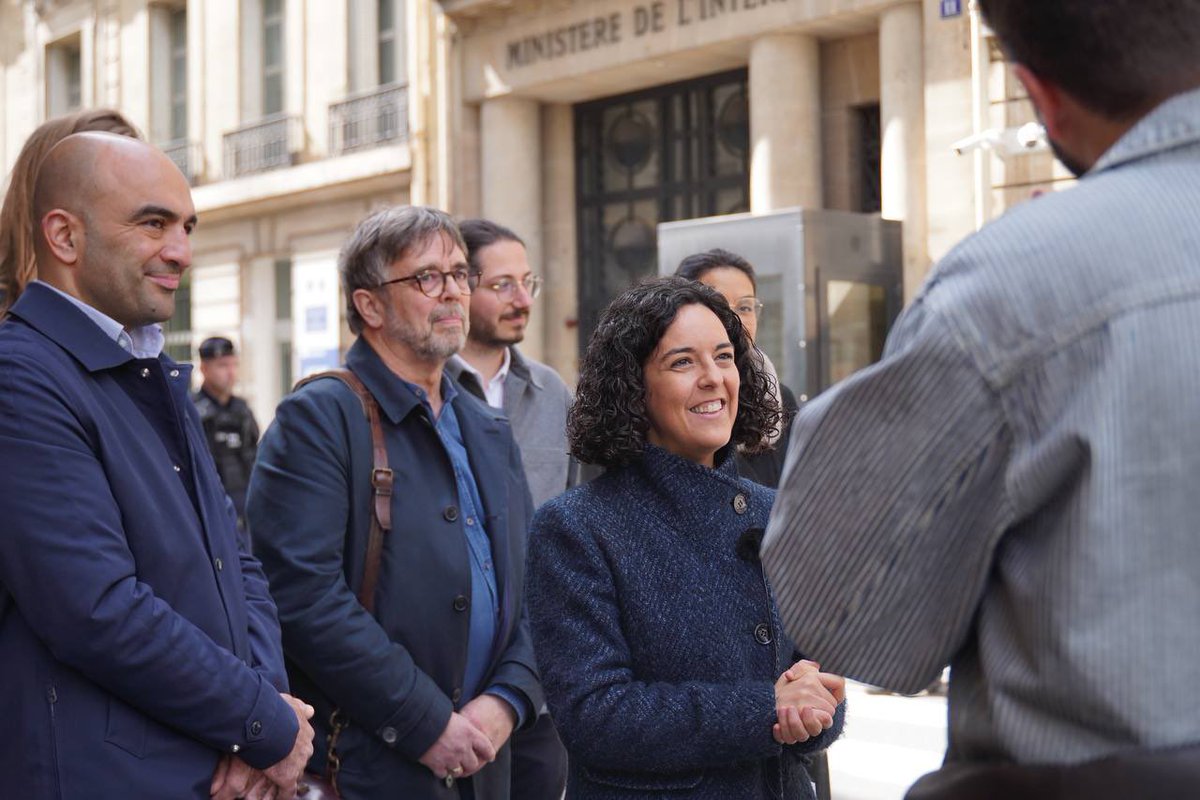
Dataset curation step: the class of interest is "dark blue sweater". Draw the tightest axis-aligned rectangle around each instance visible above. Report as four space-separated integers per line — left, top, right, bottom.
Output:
527 445 844 799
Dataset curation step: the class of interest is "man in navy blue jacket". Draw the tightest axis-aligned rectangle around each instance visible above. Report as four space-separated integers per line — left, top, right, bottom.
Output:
0 132 313 799
248 206 542 799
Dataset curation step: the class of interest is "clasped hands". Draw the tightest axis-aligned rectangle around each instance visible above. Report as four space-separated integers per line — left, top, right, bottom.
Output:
418 694 517 782
211 692 316 800
772 659 845 745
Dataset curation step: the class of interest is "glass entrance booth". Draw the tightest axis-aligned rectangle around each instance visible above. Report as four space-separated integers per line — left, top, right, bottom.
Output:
657 208 904 403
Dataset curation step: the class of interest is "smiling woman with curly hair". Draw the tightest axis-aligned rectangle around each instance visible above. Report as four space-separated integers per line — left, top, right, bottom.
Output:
527 276 845 800
568 276 779 468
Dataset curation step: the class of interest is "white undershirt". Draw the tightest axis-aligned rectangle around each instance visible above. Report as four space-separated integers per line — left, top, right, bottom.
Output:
453 348 511 409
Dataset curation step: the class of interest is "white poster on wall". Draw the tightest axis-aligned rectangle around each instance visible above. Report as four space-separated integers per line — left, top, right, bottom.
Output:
291 251 342 379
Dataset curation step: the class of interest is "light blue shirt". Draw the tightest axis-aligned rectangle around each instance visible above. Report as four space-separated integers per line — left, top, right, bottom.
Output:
34 280 165 359
403 376 528 726
763 87 1200 765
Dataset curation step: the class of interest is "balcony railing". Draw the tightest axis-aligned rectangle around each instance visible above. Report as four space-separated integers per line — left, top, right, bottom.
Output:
223 114 304 178
328 83 408 156
159 139 203 185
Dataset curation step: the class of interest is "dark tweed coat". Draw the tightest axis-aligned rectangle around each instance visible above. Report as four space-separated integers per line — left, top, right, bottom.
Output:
527 445 844 799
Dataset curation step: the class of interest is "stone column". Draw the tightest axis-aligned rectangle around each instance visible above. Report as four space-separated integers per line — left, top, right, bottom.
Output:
481 95 543 361
880 2 929 300
542 103 578 385
749 34 822 212
242 255 278 425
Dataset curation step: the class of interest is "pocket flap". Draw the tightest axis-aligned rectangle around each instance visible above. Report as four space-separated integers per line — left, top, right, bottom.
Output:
104 697 148 759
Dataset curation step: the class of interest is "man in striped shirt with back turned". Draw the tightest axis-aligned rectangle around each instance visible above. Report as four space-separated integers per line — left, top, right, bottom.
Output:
762 2 1200 798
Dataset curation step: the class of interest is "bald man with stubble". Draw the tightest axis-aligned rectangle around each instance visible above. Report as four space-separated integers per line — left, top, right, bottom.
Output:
0 132 313 800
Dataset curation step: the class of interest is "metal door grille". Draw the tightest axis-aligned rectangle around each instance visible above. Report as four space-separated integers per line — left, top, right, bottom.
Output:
575 70 750 343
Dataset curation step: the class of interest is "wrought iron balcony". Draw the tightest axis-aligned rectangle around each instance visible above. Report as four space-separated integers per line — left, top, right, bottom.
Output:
158 139 203 185
328 84 408 156
223 114 304 177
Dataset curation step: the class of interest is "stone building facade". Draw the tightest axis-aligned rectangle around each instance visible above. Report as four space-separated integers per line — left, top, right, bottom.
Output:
1 0 444 423
0 0 1070 418
438 0 1074 383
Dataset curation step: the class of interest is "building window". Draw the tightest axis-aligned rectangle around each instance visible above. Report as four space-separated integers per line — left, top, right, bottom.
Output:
855 104 882 214
152 5 197 181
162 274 193 362
348 0 405 93
227 0 301 176
331 0 407 155
575 70 750 341
46 35 83 117
378 0 397 86
169 8 188 140
262 0 285 116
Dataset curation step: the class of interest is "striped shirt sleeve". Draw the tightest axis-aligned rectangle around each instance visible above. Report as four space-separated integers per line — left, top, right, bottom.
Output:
761 298 1014 694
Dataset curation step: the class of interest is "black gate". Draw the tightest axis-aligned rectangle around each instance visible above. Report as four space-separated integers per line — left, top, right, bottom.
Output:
574 69 750 343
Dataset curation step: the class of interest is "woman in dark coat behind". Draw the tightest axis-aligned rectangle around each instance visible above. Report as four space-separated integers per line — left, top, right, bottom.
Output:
676 248 799 487
526 277 845 800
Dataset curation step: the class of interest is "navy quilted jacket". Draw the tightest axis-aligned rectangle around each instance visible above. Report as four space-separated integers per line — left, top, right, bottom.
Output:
527 445 844 799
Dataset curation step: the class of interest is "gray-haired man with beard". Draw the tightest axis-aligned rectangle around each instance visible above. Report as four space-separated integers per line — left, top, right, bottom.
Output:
248 206 543 799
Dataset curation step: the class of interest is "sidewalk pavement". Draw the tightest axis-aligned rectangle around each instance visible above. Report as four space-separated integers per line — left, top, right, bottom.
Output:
827 680 948 800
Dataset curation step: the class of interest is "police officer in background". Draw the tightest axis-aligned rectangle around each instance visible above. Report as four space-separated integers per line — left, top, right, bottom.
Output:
194 336 259 525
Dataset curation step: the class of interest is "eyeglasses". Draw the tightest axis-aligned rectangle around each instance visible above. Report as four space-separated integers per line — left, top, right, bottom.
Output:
733 300 765 319
481 274 544 300
377 267 480 298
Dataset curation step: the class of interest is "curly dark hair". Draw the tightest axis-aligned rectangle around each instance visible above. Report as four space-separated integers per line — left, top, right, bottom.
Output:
569 276 781 468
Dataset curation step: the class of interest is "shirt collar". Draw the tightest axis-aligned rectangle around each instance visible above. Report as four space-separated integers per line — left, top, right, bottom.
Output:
450 348 511 394
1091 86 1200 176
346 336 459 424
34 280 165 359
6 282 158 371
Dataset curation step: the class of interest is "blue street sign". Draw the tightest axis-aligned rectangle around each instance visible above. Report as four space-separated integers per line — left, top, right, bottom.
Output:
941 0 963 18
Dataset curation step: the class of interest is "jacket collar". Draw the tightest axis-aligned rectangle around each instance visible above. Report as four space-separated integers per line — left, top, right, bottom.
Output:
506 347 543 390
346 336 464 425
626 444 768 535
445 347 543 391
6 281 137 372
1092 86 1200 175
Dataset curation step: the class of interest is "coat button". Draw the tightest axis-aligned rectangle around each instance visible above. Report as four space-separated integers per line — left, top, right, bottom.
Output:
140 367 151 378
381 727 398 745
754 623 772 645
215 558 224 571
451 688 462 703
249 720 262 736
443 505 459 522
732 493 748 514
452 595 469 612
169 369 180 378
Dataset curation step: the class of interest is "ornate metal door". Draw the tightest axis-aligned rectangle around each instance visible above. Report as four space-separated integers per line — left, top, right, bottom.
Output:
575 69 749 343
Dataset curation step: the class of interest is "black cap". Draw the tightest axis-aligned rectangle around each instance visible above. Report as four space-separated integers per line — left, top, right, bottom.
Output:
198 336 236 360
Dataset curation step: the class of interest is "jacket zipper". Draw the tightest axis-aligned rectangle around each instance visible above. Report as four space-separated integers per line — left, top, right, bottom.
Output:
47 685 63 799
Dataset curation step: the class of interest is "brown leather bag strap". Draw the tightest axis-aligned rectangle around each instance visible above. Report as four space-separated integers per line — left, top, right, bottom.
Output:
293 369 392 615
